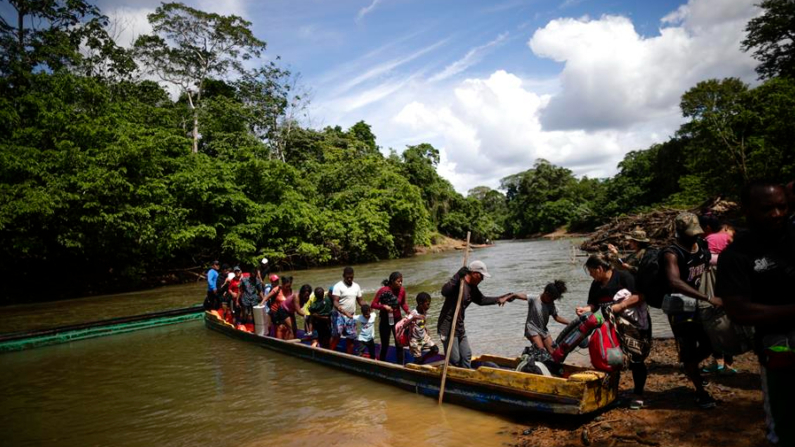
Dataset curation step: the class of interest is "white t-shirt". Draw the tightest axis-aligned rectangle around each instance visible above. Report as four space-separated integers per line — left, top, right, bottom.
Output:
333 280 363 315
355 313 377 341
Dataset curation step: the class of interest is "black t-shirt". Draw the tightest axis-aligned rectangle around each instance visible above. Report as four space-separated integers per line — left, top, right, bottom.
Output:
587 269 636 306
716 228 795 336
663 239 711 292
438 271 500 338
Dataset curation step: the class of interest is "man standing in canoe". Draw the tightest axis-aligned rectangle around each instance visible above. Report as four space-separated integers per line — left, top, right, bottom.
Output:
438 260 515 368
204 260 220 310
331 267 366 353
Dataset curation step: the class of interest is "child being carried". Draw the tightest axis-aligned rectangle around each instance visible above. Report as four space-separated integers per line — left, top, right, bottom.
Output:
408 292 439 364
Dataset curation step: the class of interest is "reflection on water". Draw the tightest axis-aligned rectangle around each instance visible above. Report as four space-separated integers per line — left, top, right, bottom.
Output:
0 239 672 446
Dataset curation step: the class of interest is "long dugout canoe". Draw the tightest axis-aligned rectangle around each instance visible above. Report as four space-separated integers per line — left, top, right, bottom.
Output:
204 312 619 416
0 305 204 352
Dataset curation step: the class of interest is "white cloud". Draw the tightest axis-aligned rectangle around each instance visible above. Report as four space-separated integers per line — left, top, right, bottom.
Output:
357 0 383 23
195 0 248 18
528 0 759 130
393 71 671 191
309 0 763 193
105 6 154 48
334 38 447 95
429 33 509 82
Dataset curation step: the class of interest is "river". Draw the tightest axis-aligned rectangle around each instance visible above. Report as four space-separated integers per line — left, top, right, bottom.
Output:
0 239 672 446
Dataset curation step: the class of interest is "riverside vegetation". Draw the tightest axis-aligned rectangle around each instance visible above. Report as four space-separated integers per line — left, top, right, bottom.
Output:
1 0 793 302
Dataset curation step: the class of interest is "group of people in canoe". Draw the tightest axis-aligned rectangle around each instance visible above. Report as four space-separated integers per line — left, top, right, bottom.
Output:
204 265 441 364
203 180 795 447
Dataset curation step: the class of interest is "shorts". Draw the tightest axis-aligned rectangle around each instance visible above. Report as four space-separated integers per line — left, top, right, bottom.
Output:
668 316 712 364
409 332 436 358
332 311 357 339
271 307 290 326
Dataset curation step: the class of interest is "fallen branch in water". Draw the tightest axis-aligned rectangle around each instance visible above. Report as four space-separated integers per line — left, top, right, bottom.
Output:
611 434 660 446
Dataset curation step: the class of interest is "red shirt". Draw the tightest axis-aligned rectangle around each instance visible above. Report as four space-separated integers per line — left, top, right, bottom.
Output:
229 275 246 303
371 286 409 320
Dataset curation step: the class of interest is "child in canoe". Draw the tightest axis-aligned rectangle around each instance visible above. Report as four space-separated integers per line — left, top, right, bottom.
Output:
355 304 377 359
407 292 439 364
512 280 569 355
305 286 334 348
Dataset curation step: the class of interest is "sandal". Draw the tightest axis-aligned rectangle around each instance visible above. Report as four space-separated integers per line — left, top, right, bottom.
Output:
629 399 644 410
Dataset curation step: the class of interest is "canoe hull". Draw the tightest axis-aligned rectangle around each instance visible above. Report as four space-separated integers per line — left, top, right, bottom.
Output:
205 313 618 415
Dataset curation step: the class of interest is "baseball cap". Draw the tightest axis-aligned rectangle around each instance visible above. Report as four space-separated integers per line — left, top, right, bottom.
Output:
675 212 704 237
233 266 242 272
468 260 491 278
269 274 279 282
261 257 269 265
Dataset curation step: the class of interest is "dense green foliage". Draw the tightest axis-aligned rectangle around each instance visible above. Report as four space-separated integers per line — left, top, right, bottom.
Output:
743 0 795 80
1 1 793 302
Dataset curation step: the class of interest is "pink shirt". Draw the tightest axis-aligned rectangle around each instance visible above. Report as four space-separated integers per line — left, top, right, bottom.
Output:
705 232 732 255
280 291 298 314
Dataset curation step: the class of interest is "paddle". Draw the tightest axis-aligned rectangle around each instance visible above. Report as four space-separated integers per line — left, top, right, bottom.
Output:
438 231 471 405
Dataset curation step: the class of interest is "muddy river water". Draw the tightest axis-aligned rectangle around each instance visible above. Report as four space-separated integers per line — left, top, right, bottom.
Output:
0 239 671 446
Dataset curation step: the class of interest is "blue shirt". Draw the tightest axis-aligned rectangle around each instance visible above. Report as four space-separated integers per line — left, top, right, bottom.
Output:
207 269 218 292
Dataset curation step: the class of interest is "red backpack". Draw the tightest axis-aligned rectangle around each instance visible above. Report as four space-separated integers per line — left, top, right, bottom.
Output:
588 321 625 372
394 317 412 347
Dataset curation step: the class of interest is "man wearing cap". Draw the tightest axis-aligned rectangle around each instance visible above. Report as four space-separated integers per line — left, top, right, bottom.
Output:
263 273 280 296
438 260 515 368
662 212 722 409
607 228 650 274
204 261 220 310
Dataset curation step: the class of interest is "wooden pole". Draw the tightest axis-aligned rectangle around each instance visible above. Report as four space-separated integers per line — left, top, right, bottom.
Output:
438 231 471 405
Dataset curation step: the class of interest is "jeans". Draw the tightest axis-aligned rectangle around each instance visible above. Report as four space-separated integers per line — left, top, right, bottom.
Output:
439 332 472 369
379 318 403 364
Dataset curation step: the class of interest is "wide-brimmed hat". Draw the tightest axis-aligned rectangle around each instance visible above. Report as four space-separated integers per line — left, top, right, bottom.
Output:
624 228 650 243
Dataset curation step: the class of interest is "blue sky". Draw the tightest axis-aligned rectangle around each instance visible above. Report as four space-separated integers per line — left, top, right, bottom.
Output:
95 0 760 191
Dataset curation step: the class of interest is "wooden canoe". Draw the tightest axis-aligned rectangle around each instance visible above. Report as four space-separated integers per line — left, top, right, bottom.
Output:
0 305 204 352
204 312 619 415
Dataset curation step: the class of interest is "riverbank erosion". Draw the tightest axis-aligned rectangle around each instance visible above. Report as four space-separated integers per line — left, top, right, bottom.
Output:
512 339 764 447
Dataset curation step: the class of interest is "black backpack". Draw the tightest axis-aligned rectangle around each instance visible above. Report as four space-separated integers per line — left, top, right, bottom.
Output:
636 248 667 309
637 243 698 308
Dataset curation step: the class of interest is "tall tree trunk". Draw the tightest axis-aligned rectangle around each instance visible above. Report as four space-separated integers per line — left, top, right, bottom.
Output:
186 91 198 154
192 113 199 154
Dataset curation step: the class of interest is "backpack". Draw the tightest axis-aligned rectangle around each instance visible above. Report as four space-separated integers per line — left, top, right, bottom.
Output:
394 317 412 347
635 248 665 308
588 320 625 372
636 244 692 309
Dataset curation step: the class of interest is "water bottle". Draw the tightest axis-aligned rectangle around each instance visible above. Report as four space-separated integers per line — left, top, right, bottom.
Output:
388 312 395 326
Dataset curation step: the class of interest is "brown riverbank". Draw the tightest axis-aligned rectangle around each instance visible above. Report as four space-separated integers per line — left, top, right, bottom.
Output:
511 339 766 447
413 234 493 255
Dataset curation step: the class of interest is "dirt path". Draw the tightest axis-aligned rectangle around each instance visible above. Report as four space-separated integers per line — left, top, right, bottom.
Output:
511 339 767 447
